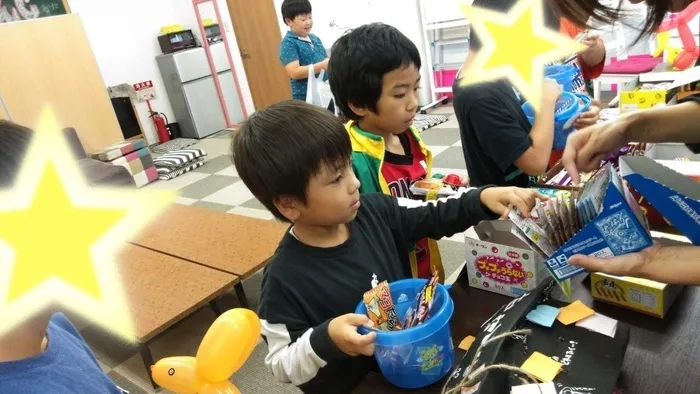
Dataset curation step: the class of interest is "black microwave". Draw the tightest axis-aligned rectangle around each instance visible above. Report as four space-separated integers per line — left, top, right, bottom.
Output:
158 30 197 54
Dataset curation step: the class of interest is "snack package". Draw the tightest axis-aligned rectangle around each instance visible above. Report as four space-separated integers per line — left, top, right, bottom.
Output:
404 270 440 329
560 197 574 240
410 179 458 199
552 198 569 243
535 199 558 249
567 196 579 235
363 281 402 331
544 199 565 247
508 207 555 257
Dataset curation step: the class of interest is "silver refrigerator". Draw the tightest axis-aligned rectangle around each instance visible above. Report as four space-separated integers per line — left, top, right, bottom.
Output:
156 42 245 139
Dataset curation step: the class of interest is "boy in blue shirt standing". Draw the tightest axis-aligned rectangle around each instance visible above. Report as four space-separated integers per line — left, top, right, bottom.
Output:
279 0 329 103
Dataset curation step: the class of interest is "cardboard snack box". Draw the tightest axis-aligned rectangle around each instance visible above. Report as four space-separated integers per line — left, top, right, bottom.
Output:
627 146 699 232
620 156 700 245
465 220 551 297
590 273 682 318
542 165 653 282
590 233 689 318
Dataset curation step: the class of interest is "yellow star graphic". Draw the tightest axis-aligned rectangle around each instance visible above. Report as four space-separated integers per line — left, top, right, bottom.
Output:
459 0 588 112
0 108 176 341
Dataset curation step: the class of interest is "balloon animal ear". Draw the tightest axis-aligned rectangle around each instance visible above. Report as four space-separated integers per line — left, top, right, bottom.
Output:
196 308 262 382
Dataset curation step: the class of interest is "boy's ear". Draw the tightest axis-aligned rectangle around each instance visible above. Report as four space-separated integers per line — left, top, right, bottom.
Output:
284 17 293 27
273 196 301 222
348 102 370 118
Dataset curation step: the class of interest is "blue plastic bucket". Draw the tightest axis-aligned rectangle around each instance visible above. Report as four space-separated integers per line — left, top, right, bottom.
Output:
544 64 578 92
521 92 591 150
355 279 454 389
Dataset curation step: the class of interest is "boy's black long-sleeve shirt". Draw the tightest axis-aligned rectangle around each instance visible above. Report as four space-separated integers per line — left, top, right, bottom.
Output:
258 188 498 393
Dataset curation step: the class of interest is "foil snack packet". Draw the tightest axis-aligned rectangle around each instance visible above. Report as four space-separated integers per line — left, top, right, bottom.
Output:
363 281 402 331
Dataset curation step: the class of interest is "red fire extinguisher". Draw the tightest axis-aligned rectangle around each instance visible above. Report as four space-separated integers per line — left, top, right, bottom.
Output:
150 111 170 144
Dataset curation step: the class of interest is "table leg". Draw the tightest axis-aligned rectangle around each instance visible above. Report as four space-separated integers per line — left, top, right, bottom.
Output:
234 282 250 309
139 343 160 391
209 298 223 316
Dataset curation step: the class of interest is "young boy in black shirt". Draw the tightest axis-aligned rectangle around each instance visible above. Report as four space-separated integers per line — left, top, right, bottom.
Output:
453 0 600 188
231 100 544 393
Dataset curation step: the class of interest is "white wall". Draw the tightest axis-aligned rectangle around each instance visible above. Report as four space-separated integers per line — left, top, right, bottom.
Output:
68 0 180 145
274 0 434 106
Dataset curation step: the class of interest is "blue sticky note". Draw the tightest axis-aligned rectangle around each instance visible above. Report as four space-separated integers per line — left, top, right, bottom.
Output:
526 305 561 327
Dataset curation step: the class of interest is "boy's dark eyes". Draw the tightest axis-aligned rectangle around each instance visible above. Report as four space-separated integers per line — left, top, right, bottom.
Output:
331 174 343 184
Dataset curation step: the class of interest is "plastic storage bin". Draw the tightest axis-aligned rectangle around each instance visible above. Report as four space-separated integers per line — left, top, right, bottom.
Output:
522 91 591 150
355 279 455 389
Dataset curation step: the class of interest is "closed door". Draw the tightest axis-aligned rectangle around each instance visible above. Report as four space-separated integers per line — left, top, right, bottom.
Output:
226 0 291 110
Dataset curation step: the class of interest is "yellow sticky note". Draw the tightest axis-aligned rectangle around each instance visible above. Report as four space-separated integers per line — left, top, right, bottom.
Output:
521 352 563 382
557 300 595 325
459 335 476 351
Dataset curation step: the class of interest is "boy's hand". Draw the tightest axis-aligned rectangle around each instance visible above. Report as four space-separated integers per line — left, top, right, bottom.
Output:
480 187 547 218
460 175 470 187
328 314 376 357
542 78 562 106
574 104 601 129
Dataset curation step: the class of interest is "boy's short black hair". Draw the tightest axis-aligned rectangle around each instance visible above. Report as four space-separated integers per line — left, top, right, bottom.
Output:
328 23 422 121
281 0 312 24
231 100 351 223
0 120 32 188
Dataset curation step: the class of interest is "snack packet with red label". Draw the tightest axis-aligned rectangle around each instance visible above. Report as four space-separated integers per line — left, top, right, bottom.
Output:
363 281 402 331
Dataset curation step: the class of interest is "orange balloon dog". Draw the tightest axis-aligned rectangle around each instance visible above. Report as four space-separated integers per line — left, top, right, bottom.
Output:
151 308 261 394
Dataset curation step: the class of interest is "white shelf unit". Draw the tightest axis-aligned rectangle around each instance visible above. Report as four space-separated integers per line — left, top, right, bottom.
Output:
418 0 470 110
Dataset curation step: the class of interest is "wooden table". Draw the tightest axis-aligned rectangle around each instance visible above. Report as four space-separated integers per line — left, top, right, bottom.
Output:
116 243 238 389
355 271 700 393
129 203 288 308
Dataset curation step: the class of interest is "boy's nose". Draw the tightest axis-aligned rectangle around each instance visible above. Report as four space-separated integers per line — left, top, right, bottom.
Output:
350 173 361 191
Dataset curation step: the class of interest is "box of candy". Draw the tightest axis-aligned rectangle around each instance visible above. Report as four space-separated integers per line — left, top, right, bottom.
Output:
465 220 552 297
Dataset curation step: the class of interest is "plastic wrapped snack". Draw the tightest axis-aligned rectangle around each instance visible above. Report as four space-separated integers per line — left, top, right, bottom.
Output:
410 179 459 199
508 207 555 257
404 270 440 329
363 281 402 331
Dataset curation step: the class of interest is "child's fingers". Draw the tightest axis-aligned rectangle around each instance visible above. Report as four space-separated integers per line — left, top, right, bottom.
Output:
358 343 376 357
352 330 376 347
509 194 531 218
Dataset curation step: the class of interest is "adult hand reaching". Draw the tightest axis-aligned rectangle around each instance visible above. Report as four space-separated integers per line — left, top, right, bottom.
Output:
570 244 700 286
561 117 630 184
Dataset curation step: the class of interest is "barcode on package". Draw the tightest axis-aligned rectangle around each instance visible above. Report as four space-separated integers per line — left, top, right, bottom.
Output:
545 254 586 281
629 289 657 309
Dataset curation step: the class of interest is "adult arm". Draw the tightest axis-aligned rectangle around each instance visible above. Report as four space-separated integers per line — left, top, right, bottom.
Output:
570 244 700 286
563 95 700 183
625 96 700 143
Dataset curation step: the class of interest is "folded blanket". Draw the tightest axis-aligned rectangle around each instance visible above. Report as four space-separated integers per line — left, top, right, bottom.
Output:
153 149 206 169
157 157 205 180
